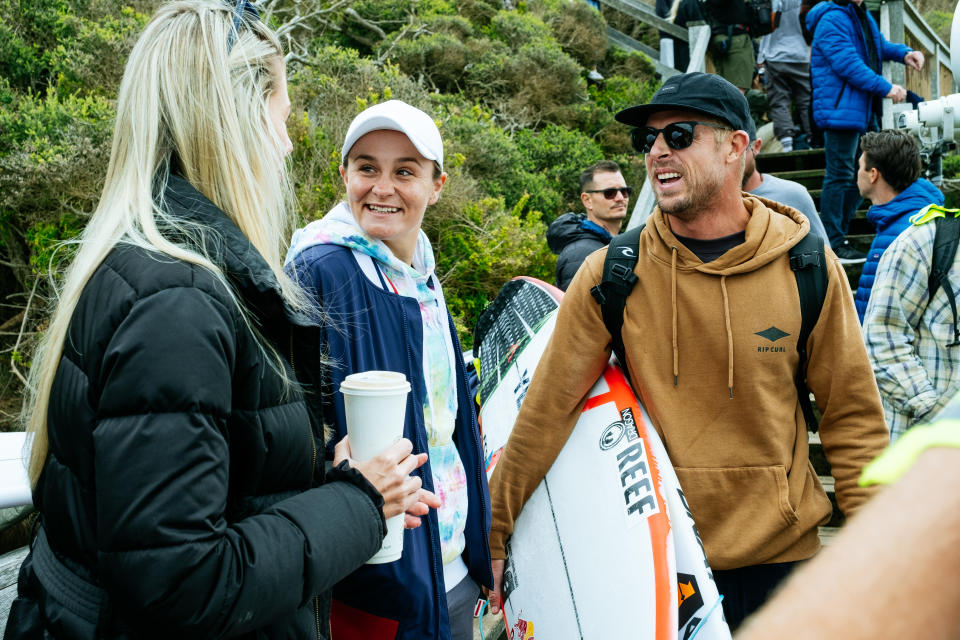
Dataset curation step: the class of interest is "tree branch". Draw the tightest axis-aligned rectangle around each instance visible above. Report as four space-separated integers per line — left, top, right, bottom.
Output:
9 279 38 388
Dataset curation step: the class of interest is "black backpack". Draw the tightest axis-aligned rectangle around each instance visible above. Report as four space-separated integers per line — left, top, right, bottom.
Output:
927 214 960 347
590 225 828 430
747 0 778 35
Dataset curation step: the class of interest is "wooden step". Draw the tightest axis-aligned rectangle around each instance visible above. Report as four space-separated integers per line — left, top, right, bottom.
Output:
767 168 826 182
756 147 826 174
0 545 27 624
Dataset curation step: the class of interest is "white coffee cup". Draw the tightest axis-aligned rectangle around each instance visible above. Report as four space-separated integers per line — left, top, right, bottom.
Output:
340 370 412 564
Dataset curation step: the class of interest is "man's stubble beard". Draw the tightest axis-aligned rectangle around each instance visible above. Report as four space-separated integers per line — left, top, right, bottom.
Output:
653 167 726 222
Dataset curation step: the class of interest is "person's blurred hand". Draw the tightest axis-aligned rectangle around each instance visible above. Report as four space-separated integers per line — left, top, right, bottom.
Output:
904 50 924 71
485 558 506 614
886 84 907 103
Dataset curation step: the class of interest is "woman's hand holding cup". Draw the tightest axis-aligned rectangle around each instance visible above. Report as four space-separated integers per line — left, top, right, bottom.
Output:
334 436 441 528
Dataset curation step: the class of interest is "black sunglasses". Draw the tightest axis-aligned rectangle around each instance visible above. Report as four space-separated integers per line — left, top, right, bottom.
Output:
584 186 633 200
226 0 260 52
632 121 729 154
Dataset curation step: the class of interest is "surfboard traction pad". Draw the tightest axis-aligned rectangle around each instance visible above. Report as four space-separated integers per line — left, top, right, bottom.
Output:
474 278 560 404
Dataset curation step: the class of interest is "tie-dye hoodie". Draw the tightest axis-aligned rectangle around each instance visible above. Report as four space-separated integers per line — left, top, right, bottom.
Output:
285 202 468 570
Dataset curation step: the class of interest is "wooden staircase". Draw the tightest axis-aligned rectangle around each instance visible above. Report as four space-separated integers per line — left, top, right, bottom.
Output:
757 148 866 543
756 147 873 289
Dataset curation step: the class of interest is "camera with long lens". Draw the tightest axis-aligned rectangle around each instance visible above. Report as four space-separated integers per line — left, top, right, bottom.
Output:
891 94 960 186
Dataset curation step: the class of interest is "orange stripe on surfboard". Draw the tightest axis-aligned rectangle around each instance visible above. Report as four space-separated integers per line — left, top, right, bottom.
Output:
584 365 676 640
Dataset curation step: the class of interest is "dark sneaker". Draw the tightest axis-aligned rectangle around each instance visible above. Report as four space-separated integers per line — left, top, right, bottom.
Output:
834 240 866 264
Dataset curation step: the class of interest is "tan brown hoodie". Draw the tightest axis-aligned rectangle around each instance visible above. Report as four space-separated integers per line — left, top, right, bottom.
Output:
488 196 889 570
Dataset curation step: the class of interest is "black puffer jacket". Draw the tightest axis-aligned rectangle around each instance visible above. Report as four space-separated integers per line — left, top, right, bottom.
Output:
546 212 612 290
4 175 386 639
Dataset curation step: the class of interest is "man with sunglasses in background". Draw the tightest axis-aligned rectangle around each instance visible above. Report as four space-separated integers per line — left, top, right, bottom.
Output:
547 160 631 290
486 72 888 630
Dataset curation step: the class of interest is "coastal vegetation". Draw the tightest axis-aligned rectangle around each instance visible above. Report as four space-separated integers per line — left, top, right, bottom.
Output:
0 0 660 425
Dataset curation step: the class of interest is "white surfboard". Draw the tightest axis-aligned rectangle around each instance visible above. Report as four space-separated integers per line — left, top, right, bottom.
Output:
0 431 32 509
475 277 564 475
476 278 730 640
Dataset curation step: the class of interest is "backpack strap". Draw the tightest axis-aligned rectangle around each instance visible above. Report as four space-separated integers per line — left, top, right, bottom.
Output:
591 226 828 432
590 225 643 369
789 232 828 431
928 214 960 347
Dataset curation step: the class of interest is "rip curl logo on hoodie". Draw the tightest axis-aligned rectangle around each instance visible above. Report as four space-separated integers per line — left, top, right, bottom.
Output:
755 326 789 352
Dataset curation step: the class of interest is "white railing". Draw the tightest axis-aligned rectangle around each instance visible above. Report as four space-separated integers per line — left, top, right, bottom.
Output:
599 0 711 77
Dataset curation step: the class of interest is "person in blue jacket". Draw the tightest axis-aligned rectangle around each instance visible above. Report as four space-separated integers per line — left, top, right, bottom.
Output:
854 129 944 321
807 0 924 261
285 100 493 640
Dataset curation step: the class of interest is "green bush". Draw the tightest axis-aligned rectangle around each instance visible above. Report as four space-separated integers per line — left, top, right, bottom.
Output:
390 32 470 93
441 106 529 207
527 0 609 69
603 46 658 83
514 123 605 220
484 10 554 48
431 196 555 346
922 9 952 44
455 0 500 27
0 87 114 286
0 0 78 93
463 38 585 128
351 0 455 26
423 14 475 40
0 0 146 96
0 0 666 417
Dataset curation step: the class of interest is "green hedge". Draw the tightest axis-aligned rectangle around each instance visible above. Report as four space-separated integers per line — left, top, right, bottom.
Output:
0 0 659 422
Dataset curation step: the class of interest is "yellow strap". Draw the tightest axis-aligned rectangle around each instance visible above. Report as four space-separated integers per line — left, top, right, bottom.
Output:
859 419 960 486
909 203 960 226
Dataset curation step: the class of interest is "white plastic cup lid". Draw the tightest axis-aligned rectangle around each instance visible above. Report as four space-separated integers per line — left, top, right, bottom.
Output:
340 370 411 394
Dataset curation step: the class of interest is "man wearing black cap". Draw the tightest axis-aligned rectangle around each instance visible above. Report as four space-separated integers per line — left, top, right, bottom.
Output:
486 72 888 630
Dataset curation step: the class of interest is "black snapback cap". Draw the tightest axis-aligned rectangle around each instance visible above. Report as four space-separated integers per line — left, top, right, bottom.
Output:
615 72 751 133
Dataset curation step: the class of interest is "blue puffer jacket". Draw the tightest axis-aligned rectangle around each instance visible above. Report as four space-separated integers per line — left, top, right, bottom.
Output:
855 178 944 321
286 243 493 640
807 1 911 131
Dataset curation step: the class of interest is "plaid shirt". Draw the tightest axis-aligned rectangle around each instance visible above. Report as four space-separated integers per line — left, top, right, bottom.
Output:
863 221 960 441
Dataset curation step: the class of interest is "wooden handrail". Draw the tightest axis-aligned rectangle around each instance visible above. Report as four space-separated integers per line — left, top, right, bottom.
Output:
598 0 689 40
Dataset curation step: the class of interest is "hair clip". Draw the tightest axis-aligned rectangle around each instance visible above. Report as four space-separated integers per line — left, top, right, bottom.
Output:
226 0 260 52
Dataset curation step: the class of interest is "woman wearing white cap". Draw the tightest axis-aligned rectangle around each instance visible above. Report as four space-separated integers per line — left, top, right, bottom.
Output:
285 100 493 639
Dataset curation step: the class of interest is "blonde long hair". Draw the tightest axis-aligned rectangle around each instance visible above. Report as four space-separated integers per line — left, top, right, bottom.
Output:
25 0 302 484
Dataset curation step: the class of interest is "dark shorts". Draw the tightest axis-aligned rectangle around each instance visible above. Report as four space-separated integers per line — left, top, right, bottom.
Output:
713 560 800 630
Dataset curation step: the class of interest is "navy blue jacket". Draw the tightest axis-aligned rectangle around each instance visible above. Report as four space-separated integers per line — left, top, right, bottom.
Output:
855 178 944 320
807 1 910 131
546 212 613 291
287 244 493 640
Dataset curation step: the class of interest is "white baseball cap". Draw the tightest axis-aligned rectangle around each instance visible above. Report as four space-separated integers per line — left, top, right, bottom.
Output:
341 100 444 171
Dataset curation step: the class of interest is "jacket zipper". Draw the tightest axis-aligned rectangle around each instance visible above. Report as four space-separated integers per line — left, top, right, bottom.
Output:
449 315 492 584
289 328 322 640
833 81 846 109
401 308 447 637
315 597 321 640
